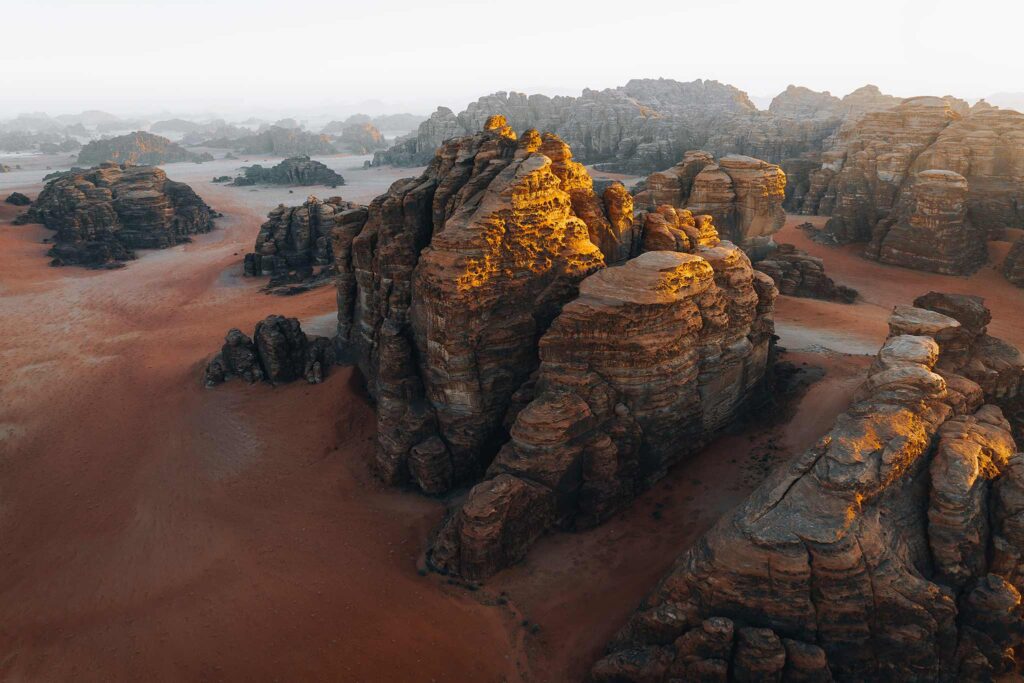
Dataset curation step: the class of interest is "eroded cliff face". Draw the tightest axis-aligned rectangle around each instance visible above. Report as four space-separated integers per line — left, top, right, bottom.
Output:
633 152 786 251
429 239 777 579
1005 238 1024 288
243 196 366 292
591 293 1024 683
21 162 216 268
867 169 988 275
334 117 633 493
803 100 1024 280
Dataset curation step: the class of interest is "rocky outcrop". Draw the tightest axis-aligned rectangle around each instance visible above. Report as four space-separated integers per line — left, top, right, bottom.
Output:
335 117 640 495
429 241 777 579
20 163 216 268
232 156 344 187
204 315 334 386
1005 238 1024 287
244 196 365 292
753 243 858 303
867 169 988 274
592 293 1024 682
373 80 899 174
77 131 213 166
4 192 30 206
806 101 1024 263
335 123 387 154
809 97 959 242
634 151 786 251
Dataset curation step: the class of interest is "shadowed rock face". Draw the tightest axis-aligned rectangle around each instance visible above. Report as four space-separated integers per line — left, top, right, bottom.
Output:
633 151 786 251
232 156 345 187
225 126 337 156
753 242 858 303
21 162 215 268
804 101 1024 269
1005 238 1024 288
591 293 1024 683
243 196 366 292
868 169 988 275
429 243 778 579
77 131 213 166
373 79 900 174
204 315 334 387
4 192 30 206
334 117 633 493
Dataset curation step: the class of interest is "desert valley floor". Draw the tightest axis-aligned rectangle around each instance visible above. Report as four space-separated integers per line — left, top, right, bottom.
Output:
1 154 1022 681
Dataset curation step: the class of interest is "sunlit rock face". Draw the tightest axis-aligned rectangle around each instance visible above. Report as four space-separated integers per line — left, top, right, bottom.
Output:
591 293 1024 683
20 162 215 268
373 79 901 174
428 241 778 579
867 169 988 275
334 117 636 494
634 151 786 252
77 131 212 165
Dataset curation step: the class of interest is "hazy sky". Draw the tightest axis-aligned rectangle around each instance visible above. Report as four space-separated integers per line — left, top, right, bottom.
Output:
3 0 1020 118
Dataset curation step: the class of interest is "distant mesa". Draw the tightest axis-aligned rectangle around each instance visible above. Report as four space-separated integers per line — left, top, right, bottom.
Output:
204 315 334 387
77 131 213 166
4 192 31 206
17 162 217 268
208 125 337 156
243 195 365 294
334 122 387 154
230 156 344 188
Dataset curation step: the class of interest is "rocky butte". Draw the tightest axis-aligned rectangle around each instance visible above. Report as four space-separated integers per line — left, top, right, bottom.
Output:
591 293 1024 682
77 131 213 166
231 156 345 187
18 163 216 268
800 99 1024 282
244 195 366 293
205 315 334 387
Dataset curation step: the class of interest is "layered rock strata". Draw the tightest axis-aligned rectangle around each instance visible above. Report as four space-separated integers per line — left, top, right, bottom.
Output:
77 131 212 166
204 315 333 386
21 163 215 268
753 242 858 303
429 239 778 579
244 196 365 292
335 117 630 493
805 101 1024 259
633 151 786 251
867 169 988 274
232 156 344 187
592 294 1024 682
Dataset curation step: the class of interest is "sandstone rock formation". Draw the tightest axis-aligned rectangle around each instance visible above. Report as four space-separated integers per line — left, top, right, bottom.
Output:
373 80 899 174
753 242 858 303
335 122 387 154
429 243 777 579
803 100 1024 269
592 293 1024 682
77 131 213 166
244 196 365 292
4 192 30 206
21 163 216 268
1005 238 1024 287
204 315 333 386
334 117 640 494
633 151 786 251
867 169 988 274
232 156 344 187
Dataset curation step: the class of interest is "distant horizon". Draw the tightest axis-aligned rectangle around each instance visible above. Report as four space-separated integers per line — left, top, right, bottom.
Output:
4 0 1020 120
